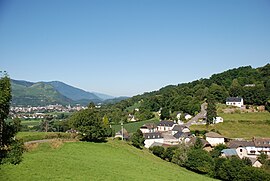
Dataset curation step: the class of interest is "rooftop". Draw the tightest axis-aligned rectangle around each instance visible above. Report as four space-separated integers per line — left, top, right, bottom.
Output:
205 132 224 138
221 149 238 156
226 97 243 102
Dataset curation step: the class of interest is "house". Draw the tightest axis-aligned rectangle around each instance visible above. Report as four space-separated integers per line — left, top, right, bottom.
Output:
157 120 176 132
213 117 223 124
228 140 255 157
226 97 244 108
173 131 192 144
184 113 192 120
171 125 190 135
115 128 129 140
205 132 225 146
253 137 270 156
140 123 158 133
143 132 164 148
228 138 270 157
162 132 179 146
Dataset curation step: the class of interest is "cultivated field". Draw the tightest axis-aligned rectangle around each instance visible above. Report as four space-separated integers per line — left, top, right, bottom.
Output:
1 140 215 181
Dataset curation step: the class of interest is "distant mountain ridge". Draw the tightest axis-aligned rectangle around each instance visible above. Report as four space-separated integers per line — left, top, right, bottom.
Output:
11 79 119 106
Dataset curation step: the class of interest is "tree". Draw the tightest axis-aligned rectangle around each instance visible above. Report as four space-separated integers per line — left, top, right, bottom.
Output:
210 144 227 158
0 74 23 164
69 108 111 142
160 107 170 120
258 152 268 164
150 146 165 158
171 144 190 166
229 79 243 97
193 138 203 149
163 146 178 162
185 148 214 174
131 129 145 149
206 95 217 125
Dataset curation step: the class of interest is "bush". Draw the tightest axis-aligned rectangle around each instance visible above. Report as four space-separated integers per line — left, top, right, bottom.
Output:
150 146 165 158
163 146 178 162
185 148 214 174
171 144 190 167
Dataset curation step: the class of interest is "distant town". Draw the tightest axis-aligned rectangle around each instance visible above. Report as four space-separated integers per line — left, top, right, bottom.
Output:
10 104 87 119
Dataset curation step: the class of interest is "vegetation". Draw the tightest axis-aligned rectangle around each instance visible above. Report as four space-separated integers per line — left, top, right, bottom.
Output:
16 132 76 142
0 140 214 181
69 108 112 142
130 129 145 148
150 142 270 180
0 74 24 165
191 111 270 139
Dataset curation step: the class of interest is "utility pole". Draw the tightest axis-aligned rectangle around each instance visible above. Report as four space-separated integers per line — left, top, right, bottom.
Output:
121 121 123 140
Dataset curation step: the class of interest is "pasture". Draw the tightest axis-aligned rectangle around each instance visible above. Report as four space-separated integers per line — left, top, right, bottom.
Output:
1 140 214 181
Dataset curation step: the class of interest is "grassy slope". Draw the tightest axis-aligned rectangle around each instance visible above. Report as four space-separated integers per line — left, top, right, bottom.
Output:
190 112 270 139
0 141 215 181
16 132 73 142
112 117 160 133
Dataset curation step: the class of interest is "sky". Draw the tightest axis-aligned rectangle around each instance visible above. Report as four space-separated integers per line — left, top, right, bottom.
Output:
0 0 270 97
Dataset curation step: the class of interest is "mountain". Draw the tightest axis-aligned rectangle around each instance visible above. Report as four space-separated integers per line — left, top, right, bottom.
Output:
45 81 103 102
11 80 73 106
10 80 119 106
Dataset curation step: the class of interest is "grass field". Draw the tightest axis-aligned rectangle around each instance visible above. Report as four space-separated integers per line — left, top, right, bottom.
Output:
191 112 270 139
0 140 215 181
112 117 159 133
17 132 75 142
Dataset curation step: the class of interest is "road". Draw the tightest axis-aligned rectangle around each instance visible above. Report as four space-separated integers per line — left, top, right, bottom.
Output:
185 102 207 127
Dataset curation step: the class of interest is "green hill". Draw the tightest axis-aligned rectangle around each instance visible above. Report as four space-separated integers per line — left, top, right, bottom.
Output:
11 81 73 106
1 140 214 181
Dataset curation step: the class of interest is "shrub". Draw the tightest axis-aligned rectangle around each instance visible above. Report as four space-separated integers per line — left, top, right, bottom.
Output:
151 146 165 158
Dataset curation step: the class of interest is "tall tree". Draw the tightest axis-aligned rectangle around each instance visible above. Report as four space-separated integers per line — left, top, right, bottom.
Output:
0 73 23 164
206 95 217 125
229 79 243 97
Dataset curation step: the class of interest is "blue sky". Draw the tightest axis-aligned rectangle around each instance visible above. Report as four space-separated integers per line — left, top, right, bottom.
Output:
1 0 270 96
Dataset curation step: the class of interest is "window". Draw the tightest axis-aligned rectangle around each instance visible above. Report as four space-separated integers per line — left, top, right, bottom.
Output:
240 149 242 152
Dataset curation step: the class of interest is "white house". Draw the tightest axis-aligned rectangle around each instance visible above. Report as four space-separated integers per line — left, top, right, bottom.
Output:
140 123 158 133
213 117 223 124
228 138 270 157
226 97 244 108
184 113 192 120
205 132 225 146
157 120 176 132
143 132 164 148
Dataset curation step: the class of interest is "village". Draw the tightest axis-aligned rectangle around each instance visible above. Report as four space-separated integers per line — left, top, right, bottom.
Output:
115 96 270 168
9 104 87 119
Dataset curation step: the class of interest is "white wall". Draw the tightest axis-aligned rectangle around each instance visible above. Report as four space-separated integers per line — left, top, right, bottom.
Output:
206 137 225 146
144 138 164 148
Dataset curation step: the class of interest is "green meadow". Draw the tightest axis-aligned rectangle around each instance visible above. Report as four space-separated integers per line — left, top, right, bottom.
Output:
191 112 270 139
0 140 215 181
112 117 160 133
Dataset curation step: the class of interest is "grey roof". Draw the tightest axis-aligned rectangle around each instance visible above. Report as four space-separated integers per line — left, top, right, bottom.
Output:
226 97 242 102
228 140 255 148
173 131 191 139
172 125 188 132
205 132 224 138
253 137 270 147
158 120 175 127
221 149 238 156
144 132 163 139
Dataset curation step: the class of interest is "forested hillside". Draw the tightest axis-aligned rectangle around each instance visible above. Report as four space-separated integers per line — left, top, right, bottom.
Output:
101 64 270 124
